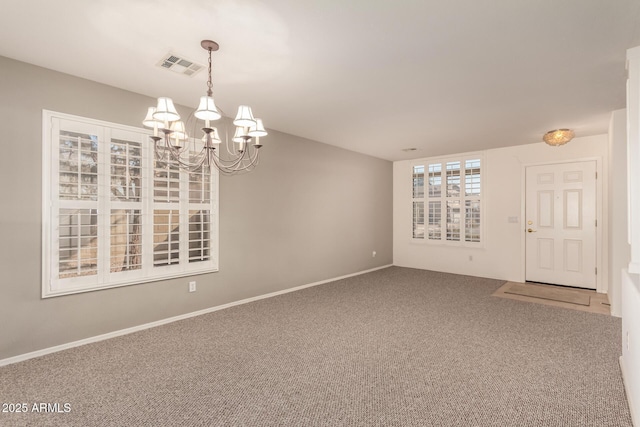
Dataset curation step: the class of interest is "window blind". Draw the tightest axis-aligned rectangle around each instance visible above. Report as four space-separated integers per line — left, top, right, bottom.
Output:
411 155 482 245
43 111 218 297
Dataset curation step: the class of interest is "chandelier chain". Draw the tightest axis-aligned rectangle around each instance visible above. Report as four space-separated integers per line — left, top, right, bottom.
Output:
206 47 213 97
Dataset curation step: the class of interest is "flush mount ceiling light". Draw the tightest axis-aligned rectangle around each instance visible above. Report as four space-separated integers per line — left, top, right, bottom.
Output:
543 129 575 146
143 40 267 175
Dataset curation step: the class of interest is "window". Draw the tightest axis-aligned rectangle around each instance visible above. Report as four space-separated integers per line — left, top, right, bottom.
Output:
42 111 218 297
411 156 481 244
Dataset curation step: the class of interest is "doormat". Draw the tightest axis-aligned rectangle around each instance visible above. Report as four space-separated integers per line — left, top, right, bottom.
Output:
504 283 591 306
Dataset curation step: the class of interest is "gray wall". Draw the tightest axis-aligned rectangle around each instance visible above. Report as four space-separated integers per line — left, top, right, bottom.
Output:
0 56 393 360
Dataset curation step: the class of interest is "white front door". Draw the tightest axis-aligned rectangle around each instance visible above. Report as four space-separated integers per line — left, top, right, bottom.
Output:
525 161 597 289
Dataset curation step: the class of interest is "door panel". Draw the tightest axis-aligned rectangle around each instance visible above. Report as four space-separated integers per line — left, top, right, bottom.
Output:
563 239 582 272
564 190 582 228
538 191 554 227
536 238 554 270
525 161 596 289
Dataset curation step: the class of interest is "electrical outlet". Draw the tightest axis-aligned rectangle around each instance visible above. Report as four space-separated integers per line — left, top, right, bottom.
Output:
469 255 473 261
189 281 196 293
372 251 377 258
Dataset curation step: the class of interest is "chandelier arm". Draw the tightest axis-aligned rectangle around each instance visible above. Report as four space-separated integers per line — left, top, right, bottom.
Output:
228 146 258 171
152 138 169 162
176 140 210 172
173 152 207 172
153 138 193 172
209 151 245 175
249 146 260 167
158 132 214 172
162 135 192 158
211 146 253 169
187 112 248 170
154 146 167 162
209 147 260 175
222 127 238 156
155 136 184 164
152 131 261 174
236 144 259 169
207 147 215 170
244 146 260 171
232 146 260 172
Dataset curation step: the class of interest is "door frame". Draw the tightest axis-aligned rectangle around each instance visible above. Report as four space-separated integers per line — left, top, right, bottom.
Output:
519 156 607 294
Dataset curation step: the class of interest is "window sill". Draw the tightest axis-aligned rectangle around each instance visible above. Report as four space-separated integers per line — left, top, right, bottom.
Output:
42 266 218 298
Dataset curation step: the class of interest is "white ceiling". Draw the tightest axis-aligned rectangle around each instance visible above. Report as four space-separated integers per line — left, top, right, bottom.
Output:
1 0 639 161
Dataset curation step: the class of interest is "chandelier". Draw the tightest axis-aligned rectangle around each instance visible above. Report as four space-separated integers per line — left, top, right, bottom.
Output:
142 40 267 174
543 129 574 146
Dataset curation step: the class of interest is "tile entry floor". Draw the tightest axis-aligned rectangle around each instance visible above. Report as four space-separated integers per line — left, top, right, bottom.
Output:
492 281 611 315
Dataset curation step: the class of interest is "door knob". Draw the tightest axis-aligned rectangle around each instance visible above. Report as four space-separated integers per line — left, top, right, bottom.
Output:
527 228 537 233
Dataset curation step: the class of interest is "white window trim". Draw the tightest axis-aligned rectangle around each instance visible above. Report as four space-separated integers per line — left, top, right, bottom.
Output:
42 110 219 298
410 153 484 247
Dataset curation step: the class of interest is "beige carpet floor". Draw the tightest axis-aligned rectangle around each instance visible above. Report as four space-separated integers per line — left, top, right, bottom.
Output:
0 267 631 426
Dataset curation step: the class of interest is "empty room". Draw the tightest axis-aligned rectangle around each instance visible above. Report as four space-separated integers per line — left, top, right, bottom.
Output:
1 1 640 426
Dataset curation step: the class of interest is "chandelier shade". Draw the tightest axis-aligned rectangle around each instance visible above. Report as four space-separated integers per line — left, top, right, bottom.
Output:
249 119 268 137
543 129 574 146
153 97 180 122
142 39 267 175
142 107 164 129
169 120 188 146
233 126 249 143
209 127 222 144
234 105 256 127
195 96 221 121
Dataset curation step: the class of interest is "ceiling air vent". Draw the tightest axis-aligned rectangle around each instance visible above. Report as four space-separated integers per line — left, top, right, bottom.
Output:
156 53 203 77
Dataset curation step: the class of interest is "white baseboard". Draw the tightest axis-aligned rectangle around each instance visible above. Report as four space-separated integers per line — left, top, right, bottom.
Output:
0 264 393 367
620 356 638 427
